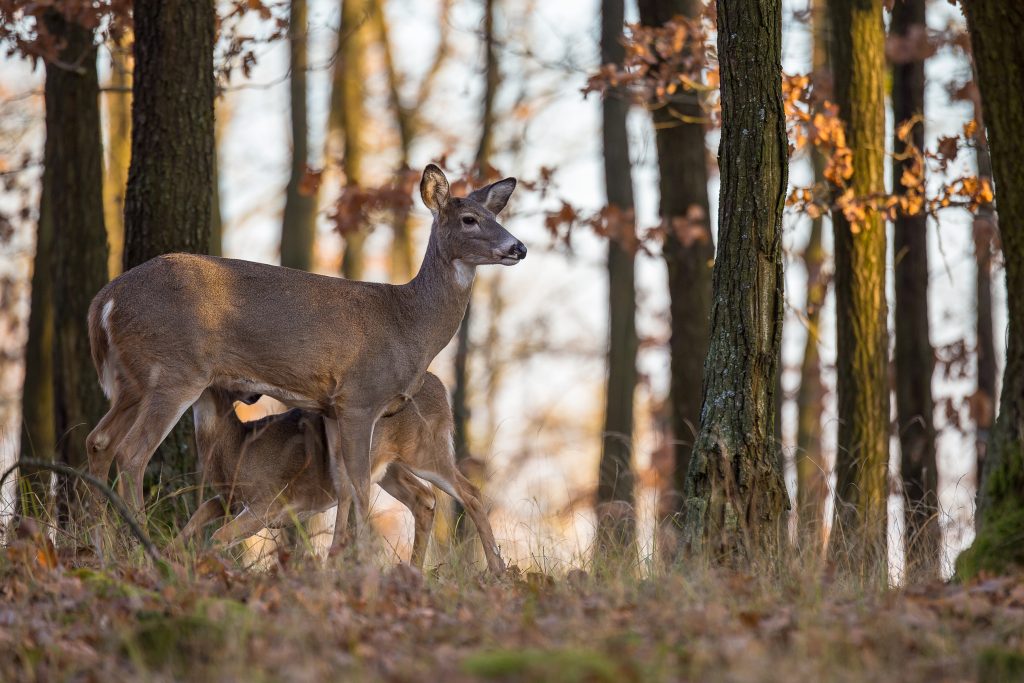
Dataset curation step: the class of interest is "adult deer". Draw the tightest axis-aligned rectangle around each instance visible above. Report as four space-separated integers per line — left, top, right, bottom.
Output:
86 164 525 557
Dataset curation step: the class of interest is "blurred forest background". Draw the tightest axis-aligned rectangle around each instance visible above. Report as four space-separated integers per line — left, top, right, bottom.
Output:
0 0 1013 581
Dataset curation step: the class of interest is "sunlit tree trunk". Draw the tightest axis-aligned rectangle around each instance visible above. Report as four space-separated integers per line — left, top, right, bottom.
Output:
281 0 317 271
956 0 1024 578
123 0 215 502
828 0 889 565
891 0 938 577
637 0 713 554
596 0 639 556
43 13 110 518
794 0 830 547
331 0 368 279
103 39 131 279
681 0 789 561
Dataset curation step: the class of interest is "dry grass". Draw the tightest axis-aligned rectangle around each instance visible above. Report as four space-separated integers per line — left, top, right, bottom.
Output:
2 507 1024 683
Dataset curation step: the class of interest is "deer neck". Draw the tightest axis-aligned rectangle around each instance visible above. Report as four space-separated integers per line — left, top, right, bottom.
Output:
402 230 476 357
192 391 245 474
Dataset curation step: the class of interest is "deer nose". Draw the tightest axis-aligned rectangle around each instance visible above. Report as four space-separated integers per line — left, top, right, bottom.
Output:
513 241 527 260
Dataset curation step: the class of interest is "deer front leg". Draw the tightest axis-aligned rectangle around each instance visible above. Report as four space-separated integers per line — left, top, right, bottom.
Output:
324 412 373 555
168 496 226 554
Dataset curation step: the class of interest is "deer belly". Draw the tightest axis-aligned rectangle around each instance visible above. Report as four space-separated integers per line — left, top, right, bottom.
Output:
220 379 323 411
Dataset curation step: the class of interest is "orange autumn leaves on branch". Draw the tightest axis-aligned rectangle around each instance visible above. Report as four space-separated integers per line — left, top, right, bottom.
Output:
557 13 996 253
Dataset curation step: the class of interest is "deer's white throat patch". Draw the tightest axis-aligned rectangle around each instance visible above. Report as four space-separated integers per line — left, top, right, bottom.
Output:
453 260 474 289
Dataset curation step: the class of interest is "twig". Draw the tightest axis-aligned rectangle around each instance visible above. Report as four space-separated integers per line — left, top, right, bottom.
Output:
1 458 162 563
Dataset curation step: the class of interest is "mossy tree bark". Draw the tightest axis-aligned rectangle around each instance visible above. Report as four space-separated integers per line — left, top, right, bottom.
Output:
280 0 317 271
956 1 1024 578
595 0 639 557
828 0 889 563
681 0 789 561
43 13 111 516
794 0 830 546
637 0 713 552
122 0 215 506
891 0 938 576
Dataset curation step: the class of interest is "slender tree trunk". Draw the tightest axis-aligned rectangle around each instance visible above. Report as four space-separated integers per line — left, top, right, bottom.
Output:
44 13 110 518
281 0 317 271
331 0 368 280
103 40 131 279
972 108 997 493
20 122 55 513
681 0 789 561
828 0 889 565
596 0 638 555
637 0 713 550
794 0 830 547
123 0 215 506
891 0 938 577
452 0 500 541
956 1 1024 578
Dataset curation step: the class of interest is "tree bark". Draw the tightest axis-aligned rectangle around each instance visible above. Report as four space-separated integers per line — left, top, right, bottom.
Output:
794 0 830 546
123 0 215 503
103 39 131 279
280 0 317 271
44 13 110 516
828 0 889 562
331 0 368 280
681 0 789 562
596 0 639 556
956 1 1024 578
891 0 938 576
637 0 713 548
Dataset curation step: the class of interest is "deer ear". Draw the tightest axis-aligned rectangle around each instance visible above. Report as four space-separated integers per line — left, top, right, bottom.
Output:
420 164 450 213
468 177 517 215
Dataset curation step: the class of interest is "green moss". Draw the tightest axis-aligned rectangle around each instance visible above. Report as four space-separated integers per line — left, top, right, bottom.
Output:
462 648 621 682
978 647 1024 683
956 504 1024 580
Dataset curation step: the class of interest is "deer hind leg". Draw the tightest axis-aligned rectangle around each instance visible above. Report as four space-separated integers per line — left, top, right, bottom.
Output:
325 412 373 554
115 385 204 513
379 466 436 569
85 396 139 511
413 463 505 575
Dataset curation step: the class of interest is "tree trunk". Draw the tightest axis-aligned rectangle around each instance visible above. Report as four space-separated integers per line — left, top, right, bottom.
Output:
44 13 110 517
331 0 368 280
451 0 500 541
637 0 713 549
891 0 938 577
956 1 1024 578
103 39 131 279
123 0 215 506
680 0 789 562
794 0 830 547
828 0 889 563
280 0 317 271
596 0 638 556
19 122 56 513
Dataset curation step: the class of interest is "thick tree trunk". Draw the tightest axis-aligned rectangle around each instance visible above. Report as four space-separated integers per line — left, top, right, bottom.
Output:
681 0 789 561
794 0 830 546
596 0 639 556
123 0 215 504
891 0 938 576
280 0 317 271
44 13 110 516
103 40 131 279
956 1 1024 578
828 0 889 562
332 0 368 280
637 0 713 548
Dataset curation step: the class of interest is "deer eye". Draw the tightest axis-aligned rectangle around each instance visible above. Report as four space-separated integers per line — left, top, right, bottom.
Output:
461 215 478 226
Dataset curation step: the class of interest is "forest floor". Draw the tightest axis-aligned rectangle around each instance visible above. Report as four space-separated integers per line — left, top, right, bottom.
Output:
2 526 1024 682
